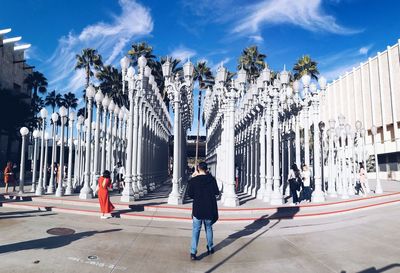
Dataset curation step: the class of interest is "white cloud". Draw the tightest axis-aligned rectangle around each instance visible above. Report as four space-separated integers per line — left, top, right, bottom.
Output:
249 35 264 43
170 45 196 61
211 57 231 72
233 0 360 35
319 44 373 81
359 45 372 55
46 0 153 94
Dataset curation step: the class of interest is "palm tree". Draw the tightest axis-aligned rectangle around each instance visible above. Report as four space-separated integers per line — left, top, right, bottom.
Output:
75 48 103 118
237 46 266 83
61 92 78 140
75 48 103 88
193 61 214 165
24 71 48 97
293 55 320 81
96 65 126 107
127 42 156 68
30 93 45 127
45 90 63 113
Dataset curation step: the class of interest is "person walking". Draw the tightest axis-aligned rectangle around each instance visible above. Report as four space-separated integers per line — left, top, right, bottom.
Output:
288 163 301 205
301 164 312 202
187 162 219 261
358 162 368 197
4 161 15 193
97 170 115 219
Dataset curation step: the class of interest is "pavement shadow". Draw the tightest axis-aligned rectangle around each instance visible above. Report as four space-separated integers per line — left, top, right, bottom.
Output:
341 263 400 273
204 206 300 272
0 210 56 220
0 228 122 254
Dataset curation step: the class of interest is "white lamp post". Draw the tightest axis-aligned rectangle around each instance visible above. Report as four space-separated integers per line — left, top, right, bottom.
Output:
328 120 337 197
36 108 48 195
101 95 110 173
270 78 284 205
19 127 29 194
56 106 68 197
121 65 136 202
107 100 115 172
48 112 59 194
371 125 383 194
31 129 40 192
65 111 76 194
43 132 50 191
92 89 104 193
80 85 96 199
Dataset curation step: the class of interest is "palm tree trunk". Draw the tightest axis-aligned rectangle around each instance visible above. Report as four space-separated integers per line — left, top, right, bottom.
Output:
84 66 90 119
195 90 202 167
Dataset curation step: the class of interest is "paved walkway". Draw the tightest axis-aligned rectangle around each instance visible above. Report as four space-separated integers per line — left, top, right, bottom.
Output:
1 195 400 272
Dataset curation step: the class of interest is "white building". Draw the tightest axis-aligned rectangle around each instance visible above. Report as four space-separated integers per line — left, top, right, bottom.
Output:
320 38 400 180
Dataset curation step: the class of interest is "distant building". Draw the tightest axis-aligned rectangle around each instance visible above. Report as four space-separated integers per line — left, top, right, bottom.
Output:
320 38 400 180
0 28 33 166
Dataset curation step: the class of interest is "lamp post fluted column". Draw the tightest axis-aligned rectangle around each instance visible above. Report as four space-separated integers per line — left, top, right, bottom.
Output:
121 66 136 202
311 96 325 202
270 84 284 205
257 116 266 200
79 85 95 199
168 87 183 205
107 101 115 172
223 92 239 207
66 112 76 195
263 96 273 202
48 113 59 194
36 108 48 195
328 121 337 197
92 90 104 193
56 106 68 197
31 130 39 193
19 127 29 194
136 102 144 197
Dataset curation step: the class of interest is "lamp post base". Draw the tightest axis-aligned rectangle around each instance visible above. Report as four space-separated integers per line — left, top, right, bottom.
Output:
375 181 383 194
47 186 55 194
312 190 325 203
270 191 284 205
65 186 73 195
223 195 239 207
55 187 64 197
168 194 183 205
120 183 135 202
35 186 44 196
79 187 93 199
256 188 265 200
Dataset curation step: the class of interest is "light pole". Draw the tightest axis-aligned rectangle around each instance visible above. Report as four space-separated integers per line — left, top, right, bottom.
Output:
121 65 136 202
371 125 383 194
19 127 29 194
36 108 48 195
345 123 355 196
80 85 96 199
74 115 84 189
107 100 115 172
48 112 59 194
43 132 50 192
163 58 194 205
31 129 40 193
65 111 76 195
92 89 104 193
302 74 311 168
270 76 284 205
328 119 337 197
338 114 348 199
100 95 110 174
56 106 68 197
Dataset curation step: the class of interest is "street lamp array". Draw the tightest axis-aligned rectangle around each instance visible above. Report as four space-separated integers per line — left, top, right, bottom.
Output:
19 55 172 202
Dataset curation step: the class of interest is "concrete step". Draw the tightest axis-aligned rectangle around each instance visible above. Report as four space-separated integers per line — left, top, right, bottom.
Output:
2 194 400 223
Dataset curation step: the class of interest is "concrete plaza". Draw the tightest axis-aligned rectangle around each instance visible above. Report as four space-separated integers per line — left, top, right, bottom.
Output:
1 182 400 273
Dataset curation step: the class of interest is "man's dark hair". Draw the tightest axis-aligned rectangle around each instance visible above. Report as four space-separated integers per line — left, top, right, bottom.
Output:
198 161 208 172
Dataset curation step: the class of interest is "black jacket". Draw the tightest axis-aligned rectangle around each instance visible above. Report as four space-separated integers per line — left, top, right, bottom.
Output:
187 174 219 222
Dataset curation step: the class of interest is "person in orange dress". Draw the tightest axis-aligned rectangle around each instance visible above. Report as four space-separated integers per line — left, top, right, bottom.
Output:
4 161 15 193
98 170 115 219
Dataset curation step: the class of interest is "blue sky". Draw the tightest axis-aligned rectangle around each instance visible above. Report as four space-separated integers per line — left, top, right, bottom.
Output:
1 0 400 135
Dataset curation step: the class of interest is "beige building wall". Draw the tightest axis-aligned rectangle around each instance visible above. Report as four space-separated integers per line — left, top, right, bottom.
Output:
320 39 400 180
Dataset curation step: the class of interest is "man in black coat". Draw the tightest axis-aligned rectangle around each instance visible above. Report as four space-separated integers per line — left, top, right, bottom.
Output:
187 161 220 261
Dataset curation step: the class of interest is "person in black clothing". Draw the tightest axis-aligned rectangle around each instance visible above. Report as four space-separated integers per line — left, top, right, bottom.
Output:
187 161 219 261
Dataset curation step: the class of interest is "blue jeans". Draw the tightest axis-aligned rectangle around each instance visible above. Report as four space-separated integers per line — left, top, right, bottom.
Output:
191 216 214 254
